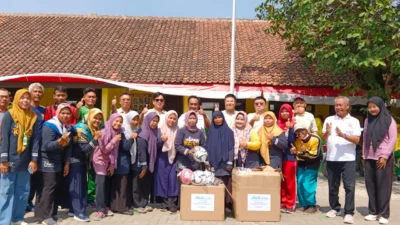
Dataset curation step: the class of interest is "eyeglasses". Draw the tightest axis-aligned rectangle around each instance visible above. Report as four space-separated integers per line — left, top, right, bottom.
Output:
154 98 164 103
255 102 264 106
0 95 9 99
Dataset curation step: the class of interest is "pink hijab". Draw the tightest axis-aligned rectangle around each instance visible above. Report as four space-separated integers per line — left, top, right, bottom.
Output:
160 110 178 164
100 113 123 168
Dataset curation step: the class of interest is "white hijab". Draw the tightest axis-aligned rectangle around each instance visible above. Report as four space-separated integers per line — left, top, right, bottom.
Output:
123 111 139 164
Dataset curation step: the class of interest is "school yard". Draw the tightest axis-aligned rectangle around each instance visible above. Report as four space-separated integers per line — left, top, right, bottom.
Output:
23 174 400 225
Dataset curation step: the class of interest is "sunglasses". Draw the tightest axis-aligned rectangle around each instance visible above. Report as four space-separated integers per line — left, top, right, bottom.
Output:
154 99 164 103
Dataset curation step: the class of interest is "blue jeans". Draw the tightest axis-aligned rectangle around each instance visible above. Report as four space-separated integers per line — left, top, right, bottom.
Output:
296 167 318 207
0 171 31 224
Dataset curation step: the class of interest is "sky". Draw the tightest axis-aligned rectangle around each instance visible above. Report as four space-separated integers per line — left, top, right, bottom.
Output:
1 0 265 19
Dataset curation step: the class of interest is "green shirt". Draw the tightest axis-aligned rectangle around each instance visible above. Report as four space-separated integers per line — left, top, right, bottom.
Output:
78 106 91 123
78 106 104 127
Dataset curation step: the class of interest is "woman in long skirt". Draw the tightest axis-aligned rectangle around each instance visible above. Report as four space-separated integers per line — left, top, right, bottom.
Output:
35 103 73 225
133 112 159 214
206 111 234 212
154 110 179 213
110 112 139 214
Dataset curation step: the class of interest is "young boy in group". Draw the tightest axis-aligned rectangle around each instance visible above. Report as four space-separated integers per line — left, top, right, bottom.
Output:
290 120 322 214
45 86 77 124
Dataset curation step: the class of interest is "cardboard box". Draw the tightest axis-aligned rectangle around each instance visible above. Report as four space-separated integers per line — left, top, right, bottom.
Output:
180 184 225 221
232 168 281 222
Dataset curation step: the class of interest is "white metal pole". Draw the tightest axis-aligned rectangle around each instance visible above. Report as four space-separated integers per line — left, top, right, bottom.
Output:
229 0 236 94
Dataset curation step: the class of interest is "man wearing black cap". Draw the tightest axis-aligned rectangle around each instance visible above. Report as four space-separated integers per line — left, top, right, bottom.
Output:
293 96 318 135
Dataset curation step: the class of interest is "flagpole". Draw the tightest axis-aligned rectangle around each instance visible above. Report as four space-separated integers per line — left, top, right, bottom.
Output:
229 0 236 94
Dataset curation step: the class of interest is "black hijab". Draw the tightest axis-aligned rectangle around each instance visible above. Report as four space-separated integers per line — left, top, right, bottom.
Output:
365 96 392 152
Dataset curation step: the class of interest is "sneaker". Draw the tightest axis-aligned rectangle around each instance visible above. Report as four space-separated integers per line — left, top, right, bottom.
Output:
296 207 308 212
378 217 389 224
26 202 35 212
145 206 153 212
123 209 133 215
94 211 105 221
106 208 114 216
74 214 90 222
286 208 295 214
344 214 355 224
304 206 318 214
87 201 96 208
42 218 58 225
67 212 74 217
169 207 178 214
364 214 378 221
326 209 339 218
134 207 147 214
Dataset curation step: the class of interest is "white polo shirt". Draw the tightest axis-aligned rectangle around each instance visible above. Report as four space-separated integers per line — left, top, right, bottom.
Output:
178 111 205 133
323 114 361 161
295 111 318 133
222 110 238 130
144 109 167 128
247 112 265 132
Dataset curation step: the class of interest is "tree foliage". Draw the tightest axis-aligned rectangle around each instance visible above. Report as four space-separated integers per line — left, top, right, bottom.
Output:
256 0 400 101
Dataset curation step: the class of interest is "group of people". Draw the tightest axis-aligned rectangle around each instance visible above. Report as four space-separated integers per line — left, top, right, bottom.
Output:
0 83 397 225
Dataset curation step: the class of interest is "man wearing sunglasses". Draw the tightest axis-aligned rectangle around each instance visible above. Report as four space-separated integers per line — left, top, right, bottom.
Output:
248 96 267 131
139 92 167 128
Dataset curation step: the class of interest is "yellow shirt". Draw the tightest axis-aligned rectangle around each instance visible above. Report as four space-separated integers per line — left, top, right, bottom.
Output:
247 130 261 151
294 134 321 162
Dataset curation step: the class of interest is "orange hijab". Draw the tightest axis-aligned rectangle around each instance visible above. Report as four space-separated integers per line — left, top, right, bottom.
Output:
9 89 37 154
257 111 283 165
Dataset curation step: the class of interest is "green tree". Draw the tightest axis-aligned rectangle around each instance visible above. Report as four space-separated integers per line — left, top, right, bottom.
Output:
256 0 400 101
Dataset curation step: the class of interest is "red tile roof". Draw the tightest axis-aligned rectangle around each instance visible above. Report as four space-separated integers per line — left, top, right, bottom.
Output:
0 14 356 86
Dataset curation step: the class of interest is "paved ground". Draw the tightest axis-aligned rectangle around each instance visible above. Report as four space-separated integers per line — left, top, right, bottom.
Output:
24 174 400 225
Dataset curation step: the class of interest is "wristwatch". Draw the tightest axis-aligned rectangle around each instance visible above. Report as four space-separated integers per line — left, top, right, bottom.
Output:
343 133 347 138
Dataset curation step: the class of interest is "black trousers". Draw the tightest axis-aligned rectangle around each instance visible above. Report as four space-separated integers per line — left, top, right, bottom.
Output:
132 170 152 208
95 174 111 213
28 172 39 204
35 172 61 219
365 154 394 219
327 161 356 215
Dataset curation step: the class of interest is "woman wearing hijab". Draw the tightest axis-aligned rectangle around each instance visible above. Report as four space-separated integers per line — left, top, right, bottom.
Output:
363 97 397 224
155 110 179 213
206 111 234 211
0 89 39 225
233 111 261 168
70 108 103 222
258 111 288 169
175 111 207 173
35 103 73 225
110 112 139 215
277 104 297 213
132 112 159 214
92 113 123 221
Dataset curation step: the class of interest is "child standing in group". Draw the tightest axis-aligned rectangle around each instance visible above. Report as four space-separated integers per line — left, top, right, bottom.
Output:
291 120 322 214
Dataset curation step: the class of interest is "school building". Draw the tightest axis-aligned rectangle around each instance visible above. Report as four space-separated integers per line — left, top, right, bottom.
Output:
1 13 398 123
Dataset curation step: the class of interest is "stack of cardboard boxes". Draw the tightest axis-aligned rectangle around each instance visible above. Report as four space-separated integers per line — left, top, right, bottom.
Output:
179 167 281 222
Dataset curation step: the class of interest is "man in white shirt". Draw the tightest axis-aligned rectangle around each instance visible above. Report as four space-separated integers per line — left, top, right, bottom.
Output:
111 92 138 129
178 96 210 133
322 96 361 224
221 94 238 129
247 96 267 132
140 92 167 128
293 96 318 134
